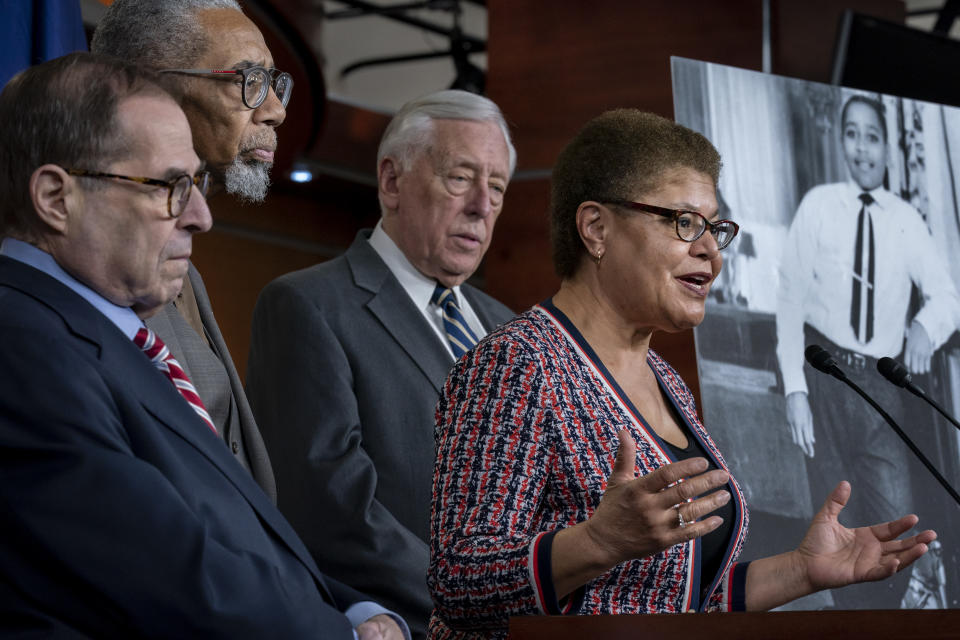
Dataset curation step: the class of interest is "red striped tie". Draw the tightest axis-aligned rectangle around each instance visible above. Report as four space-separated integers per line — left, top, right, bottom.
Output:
134 327 217 435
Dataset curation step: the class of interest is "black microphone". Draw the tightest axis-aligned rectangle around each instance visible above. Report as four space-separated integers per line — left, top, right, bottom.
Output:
805 344 960 507
877 357 926 397
805 344 846 381
877 357 960 434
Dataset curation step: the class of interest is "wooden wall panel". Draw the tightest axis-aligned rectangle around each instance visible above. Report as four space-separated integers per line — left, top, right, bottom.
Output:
486 0 764 172
191 227 325 379
484 177 556 312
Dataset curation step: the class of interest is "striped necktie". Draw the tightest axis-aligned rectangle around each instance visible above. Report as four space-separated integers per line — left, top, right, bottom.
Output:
134 327 217 434
431 284 480 359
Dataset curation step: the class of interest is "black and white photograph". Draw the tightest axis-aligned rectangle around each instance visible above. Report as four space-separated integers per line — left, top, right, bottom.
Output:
672 57 960 611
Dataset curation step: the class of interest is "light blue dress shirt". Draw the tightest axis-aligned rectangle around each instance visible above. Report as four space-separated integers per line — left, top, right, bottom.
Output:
1 237 142 338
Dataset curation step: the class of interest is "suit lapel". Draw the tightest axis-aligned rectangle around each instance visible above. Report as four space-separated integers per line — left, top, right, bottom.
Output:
143 303 194 378
0 258 108 352
346 232 453 393
0 259 329 593
166 264 278 502
106 334 330 589
187 264 221 357
461 285 507 333
186 264 252 428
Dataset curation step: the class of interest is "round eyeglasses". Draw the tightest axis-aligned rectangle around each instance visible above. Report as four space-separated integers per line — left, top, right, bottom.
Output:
66 168 211 219
603 199 740 250
161 67 293 109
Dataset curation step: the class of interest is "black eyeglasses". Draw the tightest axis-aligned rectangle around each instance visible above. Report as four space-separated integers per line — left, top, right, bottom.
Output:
603 199 740 250
160 67 293 109
66 168 211 219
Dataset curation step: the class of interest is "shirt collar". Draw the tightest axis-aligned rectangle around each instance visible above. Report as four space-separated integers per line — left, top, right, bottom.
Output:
847 181 890 209
368 220 465 310
0 237 143 339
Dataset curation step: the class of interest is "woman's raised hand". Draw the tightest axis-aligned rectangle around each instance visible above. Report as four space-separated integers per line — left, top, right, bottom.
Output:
583 429 731 566
797 481 936 592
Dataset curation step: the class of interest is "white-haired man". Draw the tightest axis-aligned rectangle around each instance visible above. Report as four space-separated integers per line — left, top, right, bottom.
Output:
247 89 516 638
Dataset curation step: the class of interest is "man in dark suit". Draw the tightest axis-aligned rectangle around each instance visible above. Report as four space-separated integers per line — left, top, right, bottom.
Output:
91 0 281 498
246 89 516 638
0 52 404 639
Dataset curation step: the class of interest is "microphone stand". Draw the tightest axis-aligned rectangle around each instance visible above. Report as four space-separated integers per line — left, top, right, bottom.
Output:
837 378 960 507
892 374 960 435
806 346 960 508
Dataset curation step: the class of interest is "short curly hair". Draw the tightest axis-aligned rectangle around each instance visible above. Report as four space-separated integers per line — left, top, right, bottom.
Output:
550 109 721 278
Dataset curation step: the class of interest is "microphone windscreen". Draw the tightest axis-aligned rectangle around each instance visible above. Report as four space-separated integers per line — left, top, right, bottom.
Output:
805 344 839 374
877 357 912 388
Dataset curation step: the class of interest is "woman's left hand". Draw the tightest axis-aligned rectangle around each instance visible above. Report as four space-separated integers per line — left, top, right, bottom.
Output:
797 480 936 591
744 481 936 611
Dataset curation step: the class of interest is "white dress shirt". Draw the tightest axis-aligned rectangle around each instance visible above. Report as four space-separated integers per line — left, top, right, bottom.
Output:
368 220 488 358
776 182 960 396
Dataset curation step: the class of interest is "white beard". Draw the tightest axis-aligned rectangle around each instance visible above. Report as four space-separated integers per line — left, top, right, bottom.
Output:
224 157 271 203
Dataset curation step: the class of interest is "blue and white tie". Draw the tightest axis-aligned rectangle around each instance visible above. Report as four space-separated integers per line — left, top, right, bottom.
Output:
431 284 480 359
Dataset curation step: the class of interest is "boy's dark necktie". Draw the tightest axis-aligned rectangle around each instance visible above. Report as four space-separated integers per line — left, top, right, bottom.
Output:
850 192 876 343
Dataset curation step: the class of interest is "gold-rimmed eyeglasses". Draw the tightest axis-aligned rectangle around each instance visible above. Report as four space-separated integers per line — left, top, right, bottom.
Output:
65 168 211 219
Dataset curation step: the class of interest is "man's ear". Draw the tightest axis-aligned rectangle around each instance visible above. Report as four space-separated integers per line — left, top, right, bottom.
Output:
378 157 401 213
29 164 74 235
576 201 607 258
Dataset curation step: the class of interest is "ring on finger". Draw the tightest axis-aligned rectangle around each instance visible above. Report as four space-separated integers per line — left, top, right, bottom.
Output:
676 504 689 529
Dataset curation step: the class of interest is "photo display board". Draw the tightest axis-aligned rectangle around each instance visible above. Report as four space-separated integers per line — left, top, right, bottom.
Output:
672 57 960 610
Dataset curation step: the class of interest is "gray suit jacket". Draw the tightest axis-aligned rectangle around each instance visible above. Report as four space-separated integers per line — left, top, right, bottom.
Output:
246 230 514 640
146 264 277 501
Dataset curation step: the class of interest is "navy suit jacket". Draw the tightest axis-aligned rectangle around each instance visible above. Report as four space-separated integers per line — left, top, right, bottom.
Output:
0 256 363 638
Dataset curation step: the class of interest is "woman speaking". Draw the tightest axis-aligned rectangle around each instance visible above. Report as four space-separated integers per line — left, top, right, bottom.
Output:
426 109 935 639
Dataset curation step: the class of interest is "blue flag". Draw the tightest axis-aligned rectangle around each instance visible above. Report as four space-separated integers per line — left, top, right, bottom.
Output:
1 0 87 89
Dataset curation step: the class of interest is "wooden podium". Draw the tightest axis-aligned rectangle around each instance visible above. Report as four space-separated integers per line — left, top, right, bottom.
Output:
509 610 960 639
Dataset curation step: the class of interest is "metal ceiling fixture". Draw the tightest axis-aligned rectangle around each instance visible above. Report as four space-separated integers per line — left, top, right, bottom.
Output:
324 0 487 94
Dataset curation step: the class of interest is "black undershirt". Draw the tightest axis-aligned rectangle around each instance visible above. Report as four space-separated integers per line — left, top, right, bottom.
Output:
663 431 736 603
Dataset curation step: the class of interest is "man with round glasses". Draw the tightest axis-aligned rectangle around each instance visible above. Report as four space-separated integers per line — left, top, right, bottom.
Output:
92 0 286 501
162 65 293 112
93 1 288 205
64 168 212 218
0 51 321 638
0 51 406 638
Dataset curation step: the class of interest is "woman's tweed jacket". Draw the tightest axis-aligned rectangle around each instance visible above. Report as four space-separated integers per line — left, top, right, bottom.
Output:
427 302 750 639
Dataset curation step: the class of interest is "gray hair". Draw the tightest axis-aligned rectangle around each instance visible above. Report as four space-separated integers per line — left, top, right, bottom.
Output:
0 53 170 240
376 89 517 176
91 0 243 68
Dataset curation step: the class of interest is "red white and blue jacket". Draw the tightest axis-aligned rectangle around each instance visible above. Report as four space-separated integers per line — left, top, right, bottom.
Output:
428 301 750 639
